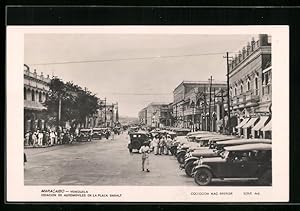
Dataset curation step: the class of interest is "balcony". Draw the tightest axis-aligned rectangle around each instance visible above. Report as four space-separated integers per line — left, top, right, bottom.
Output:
238 95 246 108
245 90 260 107
232 96 238 109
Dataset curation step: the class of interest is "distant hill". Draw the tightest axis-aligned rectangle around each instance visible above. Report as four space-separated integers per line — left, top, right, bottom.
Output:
119 116 139 125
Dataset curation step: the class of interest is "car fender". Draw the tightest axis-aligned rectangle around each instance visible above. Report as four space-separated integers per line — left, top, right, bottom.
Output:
193 164 213 175
177 150 187 156
185 157 200 166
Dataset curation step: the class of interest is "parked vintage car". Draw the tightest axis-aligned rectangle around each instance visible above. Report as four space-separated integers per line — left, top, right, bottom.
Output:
176 133 229 164
192 143 272 186
92 127 105 139
128 131 151 153
182 138 272 177
78 128 92 142
171 128 191 136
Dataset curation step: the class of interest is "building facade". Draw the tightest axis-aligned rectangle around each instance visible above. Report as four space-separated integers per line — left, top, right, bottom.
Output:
172 81 227 132
138 102 172 128
24 64 51 132
227 34 272 139
94 103 118 128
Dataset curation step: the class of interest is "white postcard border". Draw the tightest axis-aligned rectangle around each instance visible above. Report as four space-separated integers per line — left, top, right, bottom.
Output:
6 26 289 202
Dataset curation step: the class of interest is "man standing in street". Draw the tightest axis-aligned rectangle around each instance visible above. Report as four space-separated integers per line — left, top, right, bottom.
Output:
139 142 151 172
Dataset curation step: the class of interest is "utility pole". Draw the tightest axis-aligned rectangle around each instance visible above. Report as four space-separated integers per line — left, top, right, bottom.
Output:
104 97 107 127
224 52 232 134
221 89 225 134
213 88 216 132
182 104 185 128
203 84 207 131
208 76 213 132
111 104 114 127
115 102 119 123
58 94 61 128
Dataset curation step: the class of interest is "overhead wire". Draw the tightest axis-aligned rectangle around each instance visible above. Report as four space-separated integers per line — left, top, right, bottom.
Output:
28 51 236 66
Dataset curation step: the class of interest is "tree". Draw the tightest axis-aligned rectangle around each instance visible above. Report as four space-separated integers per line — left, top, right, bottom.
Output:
44 77 100 128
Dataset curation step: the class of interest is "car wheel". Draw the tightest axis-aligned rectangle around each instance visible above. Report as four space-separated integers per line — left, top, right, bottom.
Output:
258 170 272 186
194 168 212 186
177 152 186 164
185 160 196 177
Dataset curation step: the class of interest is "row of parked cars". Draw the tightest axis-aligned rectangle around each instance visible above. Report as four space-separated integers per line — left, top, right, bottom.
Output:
127 127 191 153
175 131 272 186
78 127 121 141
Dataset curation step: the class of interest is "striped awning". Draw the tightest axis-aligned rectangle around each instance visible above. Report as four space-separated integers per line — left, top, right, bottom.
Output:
252 116 270 131
236 118 250 129
242 117 259 129
261 120 272 131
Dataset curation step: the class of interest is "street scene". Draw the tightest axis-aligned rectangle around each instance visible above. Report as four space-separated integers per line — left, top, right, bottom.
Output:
24 33 272 186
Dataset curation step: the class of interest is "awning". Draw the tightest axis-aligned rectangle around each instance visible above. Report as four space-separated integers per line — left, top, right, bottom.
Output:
236 118 250 129
242 117 259 129
252 116 270 131
24 100 47 111
261 120 272 131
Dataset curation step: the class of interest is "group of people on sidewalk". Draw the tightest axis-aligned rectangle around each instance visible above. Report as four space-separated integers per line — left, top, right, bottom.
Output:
24 128 80 147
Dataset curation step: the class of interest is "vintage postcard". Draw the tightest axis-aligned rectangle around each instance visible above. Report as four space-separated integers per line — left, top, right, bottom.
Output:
6 26 289 202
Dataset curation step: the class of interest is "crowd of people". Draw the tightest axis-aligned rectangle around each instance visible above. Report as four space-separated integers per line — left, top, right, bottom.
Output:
24 128 80 147
24 126 122 147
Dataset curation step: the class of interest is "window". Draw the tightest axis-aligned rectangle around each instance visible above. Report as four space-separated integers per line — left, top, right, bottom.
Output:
24 88 27 100
247 81 250 91
254 77 258 95
39 92 42 102
234 87 237 96
240 84 243 94
31 90 35 101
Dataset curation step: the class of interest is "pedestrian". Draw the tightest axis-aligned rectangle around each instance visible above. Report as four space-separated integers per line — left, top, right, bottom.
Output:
38 130 43 146
166 135 173 155
160 135 167 155
105 130 110 140
50 131 55 146
28 131 33 145
42 131 47 146
24 153 27 165
139 142 150 172
151 135 159 155
24 131 30 146
111 129 115 140
32 131 37 147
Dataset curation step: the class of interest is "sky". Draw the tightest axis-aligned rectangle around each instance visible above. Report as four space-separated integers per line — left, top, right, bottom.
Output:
24 33 258 117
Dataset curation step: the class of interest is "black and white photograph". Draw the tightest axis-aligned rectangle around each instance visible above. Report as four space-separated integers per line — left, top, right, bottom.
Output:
6 26 289 202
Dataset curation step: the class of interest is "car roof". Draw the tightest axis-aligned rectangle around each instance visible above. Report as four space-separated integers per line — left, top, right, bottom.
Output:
209 136 239 141
80 129 91 131
195 134 222 139
216 139 272 146
224 143 272 151
187 131 212 136
130 130 149 135
155 130 176 135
